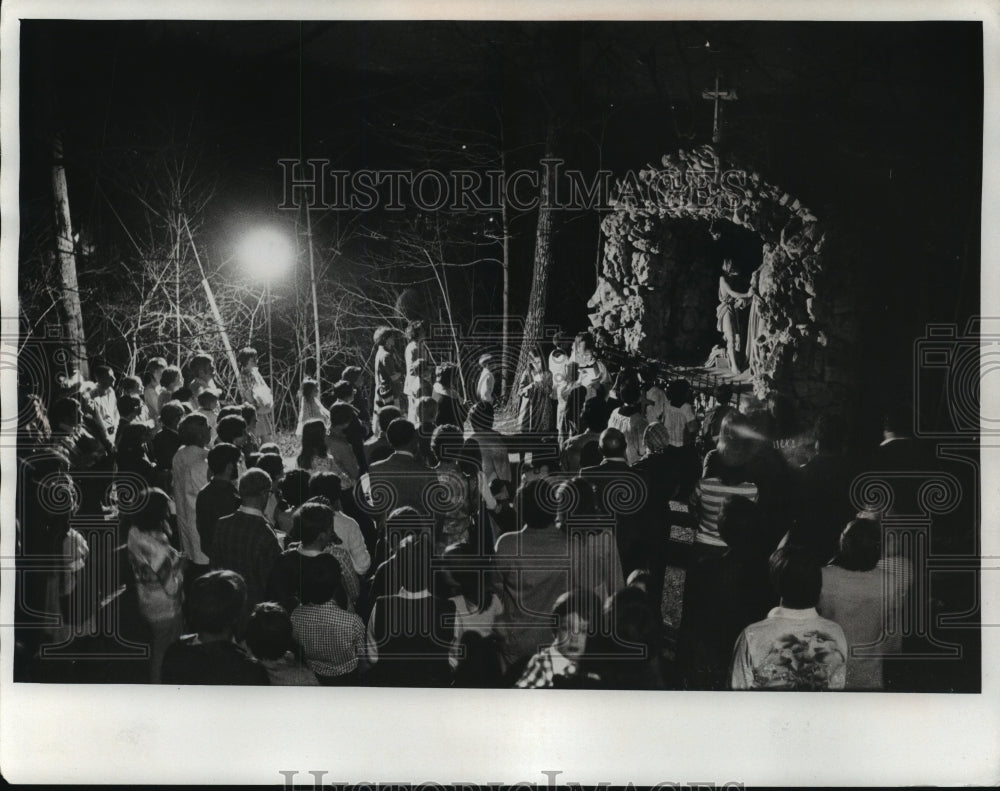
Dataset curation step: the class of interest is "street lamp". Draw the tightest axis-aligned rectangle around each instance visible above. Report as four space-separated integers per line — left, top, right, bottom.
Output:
236 226 295 400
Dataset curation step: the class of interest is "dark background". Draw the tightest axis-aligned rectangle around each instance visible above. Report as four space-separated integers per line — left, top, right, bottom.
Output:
19 20 983 440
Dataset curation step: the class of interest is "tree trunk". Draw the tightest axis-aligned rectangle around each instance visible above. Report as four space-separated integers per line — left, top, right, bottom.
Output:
506 120 557 414
51 133 89 380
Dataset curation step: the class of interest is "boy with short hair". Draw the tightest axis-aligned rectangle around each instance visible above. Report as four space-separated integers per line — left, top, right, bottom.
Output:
196 442 242 555
516 588 602 688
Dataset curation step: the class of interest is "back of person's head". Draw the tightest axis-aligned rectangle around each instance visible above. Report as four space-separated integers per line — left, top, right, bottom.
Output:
416 396 438 425
240 404 258 426
468 401 494 431
172 386 193 404
216 415 247 444
376 405 402 434
280 468 311 508
328 403 355 428
207 442 242 477
815 413 847 454
299 419 328 461
517 478 557 530
385 506 430 551
118 394 142 420
245 452 262 469
294 500 335 545
121 375 143 394
254 452 285 484
245 602 294 661
626 568 654 593
186 570 247 634
441 540 485 601
836 518 882 571
716 410 755 466
619 381 642 407
452 631 504 688
554 477 597 529
219 405 243 420
386 418 417 450
769 545 822 609
197 390 219 410
373 326 394 349
666 379 690 408
159 401 185 431
716 495 762 554
178 413 209 446
405 319 427 342
300 378 319 400
142 357 167 385
238 468 272 501
300 553 346 607
598 427 626 459
94 364 113 383
715 383 734 405
259 442 280 455
160 366 182 390
131 487 172 531
341 365 362 386
431 424 464 463
643 422 671 454
236 347 258 369
49 397 81 428
332 379 354 402
307 471 342 507
606 586 664 654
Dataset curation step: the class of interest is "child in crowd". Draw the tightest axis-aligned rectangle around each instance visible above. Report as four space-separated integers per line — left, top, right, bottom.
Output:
516 588 602 688
121 375 153 427
142 357 168 425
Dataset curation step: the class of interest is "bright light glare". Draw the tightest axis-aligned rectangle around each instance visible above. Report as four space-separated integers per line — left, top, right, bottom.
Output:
237 227 295 282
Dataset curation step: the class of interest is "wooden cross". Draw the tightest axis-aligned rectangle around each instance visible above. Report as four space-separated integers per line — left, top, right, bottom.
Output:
701 69 738 143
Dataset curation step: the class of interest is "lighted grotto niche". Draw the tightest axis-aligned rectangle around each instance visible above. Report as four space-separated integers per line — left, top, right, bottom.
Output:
589 143 861 414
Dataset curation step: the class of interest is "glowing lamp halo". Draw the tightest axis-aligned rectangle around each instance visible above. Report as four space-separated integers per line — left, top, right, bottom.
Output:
236 226 296 283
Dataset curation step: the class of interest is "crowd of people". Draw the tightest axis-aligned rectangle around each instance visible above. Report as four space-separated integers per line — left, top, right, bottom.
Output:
14 323 939 691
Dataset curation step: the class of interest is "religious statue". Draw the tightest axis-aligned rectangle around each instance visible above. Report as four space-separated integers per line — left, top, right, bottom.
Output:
715 258 751 373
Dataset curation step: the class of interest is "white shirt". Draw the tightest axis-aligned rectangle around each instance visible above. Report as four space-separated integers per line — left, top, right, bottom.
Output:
333 510 371 575
548 350 572 401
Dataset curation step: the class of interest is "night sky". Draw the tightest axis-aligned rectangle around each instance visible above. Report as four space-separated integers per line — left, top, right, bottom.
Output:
19 20 983 426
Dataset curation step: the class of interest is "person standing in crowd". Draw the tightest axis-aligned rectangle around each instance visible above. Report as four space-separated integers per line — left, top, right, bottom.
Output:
90 365 120 448
403 320 429 414
372 327 403 431
698 383 737 455
125 488 184 683
730 545 848 690
572 331 611 400
468 402 510 491
244 603 319 686
517 347 553 436
187 353 218 406
560 397 605 474
120 375 153 428
152 401 185 491
296 378 330 436
142 357 168 426
172 413 212 577
195 443 242 560
157 366 184 416
817 518 912 691
209 469 282 624
237 347 276 443
607 382 650 465
476 353 495 404
548 332 573 437
364 405 401 466
516 589 603 688
642 365 668 426
195 390 220 433
340 365 372 437
433 363 467 428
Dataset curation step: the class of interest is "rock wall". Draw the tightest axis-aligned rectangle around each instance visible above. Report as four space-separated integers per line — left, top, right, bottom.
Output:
589 143 860 416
